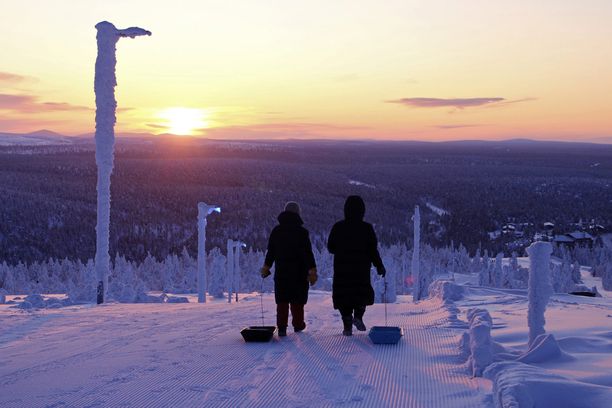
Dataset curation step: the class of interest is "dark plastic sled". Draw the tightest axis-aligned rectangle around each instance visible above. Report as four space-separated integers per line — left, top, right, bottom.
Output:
368 326 403 344
570 291 596 297
241 326 276 342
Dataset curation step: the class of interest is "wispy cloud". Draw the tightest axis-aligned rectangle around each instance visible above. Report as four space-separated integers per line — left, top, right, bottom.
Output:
0 71 30 83
433 124 485 129
0 93 92 113
388 97 505 109
487 97 537 108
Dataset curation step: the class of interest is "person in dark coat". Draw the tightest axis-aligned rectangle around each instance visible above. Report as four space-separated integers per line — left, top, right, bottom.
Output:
261 202 317 337
328 195 385 336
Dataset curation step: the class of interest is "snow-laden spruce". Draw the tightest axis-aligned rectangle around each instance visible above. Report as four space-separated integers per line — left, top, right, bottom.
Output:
225 239 245 303
197 203 220 303
526 241 553 346
412 205 425 301
94 21 150 303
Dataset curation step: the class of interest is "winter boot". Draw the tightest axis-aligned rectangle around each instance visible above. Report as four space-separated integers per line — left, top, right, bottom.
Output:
353 317 366 331
294 322 306 332
342 316 353 336
278 327 287 337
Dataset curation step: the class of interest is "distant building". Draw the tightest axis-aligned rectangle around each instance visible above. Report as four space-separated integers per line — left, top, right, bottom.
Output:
553 231 594 248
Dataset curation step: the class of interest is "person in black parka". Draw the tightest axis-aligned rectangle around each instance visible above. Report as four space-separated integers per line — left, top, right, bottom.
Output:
261 202 317 337
328 195 385 336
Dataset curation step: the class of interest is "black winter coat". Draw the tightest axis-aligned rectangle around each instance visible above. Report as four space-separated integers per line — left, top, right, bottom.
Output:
264 211 316 304
328 196 384 310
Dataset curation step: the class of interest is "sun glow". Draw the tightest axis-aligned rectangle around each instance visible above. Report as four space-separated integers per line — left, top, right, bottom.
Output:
158 107 209 136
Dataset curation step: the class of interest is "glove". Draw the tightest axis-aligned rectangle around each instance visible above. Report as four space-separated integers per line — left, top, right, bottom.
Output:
377 265 386 277
260 265 271 278
307 268 318 286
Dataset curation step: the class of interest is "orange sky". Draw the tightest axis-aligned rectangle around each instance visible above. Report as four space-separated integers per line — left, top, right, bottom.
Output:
1 1 611 142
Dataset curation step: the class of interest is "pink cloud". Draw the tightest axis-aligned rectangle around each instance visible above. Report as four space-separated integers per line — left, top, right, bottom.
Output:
0 93 92 113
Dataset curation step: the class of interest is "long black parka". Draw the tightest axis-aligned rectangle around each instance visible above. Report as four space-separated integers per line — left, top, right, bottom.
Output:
264 211 316 304
328 196 384 309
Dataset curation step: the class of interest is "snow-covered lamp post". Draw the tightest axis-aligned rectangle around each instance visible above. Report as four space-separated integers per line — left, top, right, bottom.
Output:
197 202 221 303
412 205 422 302
233 240 246 302
526 241 553 346
94 21 151 304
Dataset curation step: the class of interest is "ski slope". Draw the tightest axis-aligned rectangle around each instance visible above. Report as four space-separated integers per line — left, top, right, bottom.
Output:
1 284 611 407
0 292 483 407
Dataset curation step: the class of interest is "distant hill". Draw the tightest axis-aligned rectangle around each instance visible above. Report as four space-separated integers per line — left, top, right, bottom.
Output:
0 131 74 146
1 129 611 147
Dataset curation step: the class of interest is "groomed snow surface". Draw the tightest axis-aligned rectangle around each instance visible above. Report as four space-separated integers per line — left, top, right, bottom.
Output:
2 277 611 407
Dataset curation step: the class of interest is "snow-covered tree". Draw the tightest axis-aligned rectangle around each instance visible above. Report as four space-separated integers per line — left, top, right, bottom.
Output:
603 259 612 291
412 205 425 301
93 21 150 303
571 261 582 284
493 253 503 288
526 241 553 346
479 251 491 287
208 247 226 298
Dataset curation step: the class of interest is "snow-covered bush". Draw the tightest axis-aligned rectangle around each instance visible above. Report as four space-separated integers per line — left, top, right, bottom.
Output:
429 279 464 304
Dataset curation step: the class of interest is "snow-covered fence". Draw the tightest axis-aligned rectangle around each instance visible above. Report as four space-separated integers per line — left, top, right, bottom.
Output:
93 21 150 303
526 241 553 346
459 308 494 377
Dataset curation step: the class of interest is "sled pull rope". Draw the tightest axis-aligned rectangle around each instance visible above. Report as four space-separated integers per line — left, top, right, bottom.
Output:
384 276 388 326
260 277 265 327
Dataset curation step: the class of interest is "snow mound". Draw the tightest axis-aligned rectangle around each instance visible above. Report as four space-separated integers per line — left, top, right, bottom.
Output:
167 295 189 303
556 335 612 354
14 294 73 309
429 279 464 303
484 361 612 408
517 333 573 364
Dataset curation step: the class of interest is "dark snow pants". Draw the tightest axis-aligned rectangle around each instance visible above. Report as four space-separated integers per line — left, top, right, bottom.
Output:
277 303 305 330
338 306 366 330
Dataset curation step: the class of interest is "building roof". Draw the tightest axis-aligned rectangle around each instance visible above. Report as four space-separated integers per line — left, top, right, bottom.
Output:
553 235 575 243
567 231 594 240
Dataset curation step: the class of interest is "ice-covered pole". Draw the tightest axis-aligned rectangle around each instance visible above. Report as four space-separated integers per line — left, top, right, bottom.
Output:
412 205 422 302
94 21 150 304
526 241 553 346
197 203 221 303
233 241 246 302
226 239 234 303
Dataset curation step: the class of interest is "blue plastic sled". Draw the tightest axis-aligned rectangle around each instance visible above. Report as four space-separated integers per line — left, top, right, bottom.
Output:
368 326 403 344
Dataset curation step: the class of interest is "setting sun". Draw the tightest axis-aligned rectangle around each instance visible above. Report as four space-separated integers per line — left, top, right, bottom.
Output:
158 107 209 135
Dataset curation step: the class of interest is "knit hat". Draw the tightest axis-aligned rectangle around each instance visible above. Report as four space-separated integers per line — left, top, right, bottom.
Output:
284 201 301 215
